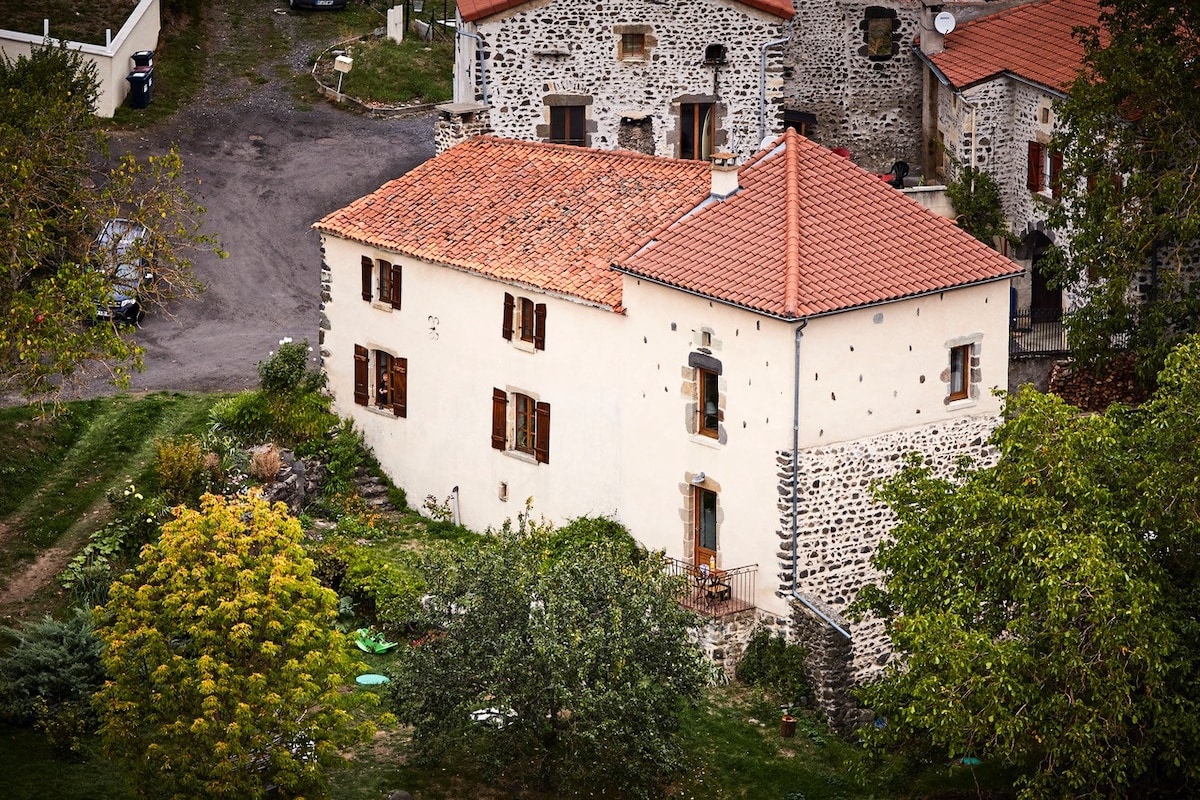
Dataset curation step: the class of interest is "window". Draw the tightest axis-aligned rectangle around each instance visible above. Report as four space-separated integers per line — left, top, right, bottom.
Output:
949 344 971 401
501 292 546 350
374 351 407 416
1028 142 1063 196
694 486 717 567
698 368 719 438
549 105 586 146
361 256 401 308
353 345 406 417
679 103 715 160
491 388 550 463
862 7 898 60
620 32 645 59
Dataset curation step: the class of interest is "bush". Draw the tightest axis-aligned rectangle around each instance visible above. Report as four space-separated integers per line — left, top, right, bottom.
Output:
154 434 206 505
258 338 324 396
209 390 271 441
736 628 810 707
0 610 105 726
249 445 282 482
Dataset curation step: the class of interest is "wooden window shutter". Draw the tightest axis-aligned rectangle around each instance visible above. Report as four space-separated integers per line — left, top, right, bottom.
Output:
534 401 551 464
353 345 369 405
491 388 508 450
391 357 407 417
1027 141 1045 191
390 262 402 309
533 303 547 351
502 293 515 340
1050 151 1064 198
361 257 373 301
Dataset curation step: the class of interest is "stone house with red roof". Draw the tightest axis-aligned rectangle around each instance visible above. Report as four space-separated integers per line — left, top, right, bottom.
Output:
447 0 1040 172
914 0 1101 328
314 132 1019 724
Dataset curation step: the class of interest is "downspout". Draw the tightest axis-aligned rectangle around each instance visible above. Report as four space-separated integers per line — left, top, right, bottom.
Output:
788 319 852 640
454 28 490 106
759 19 795 144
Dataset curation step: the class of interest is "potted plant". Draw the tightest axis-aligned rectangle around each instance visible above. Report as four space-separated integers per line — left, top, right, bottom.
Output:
779 704 797 738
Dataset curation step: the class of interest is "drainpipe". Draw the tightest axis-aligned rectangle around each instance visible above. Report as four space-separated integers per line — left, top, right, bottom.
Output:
787 319 852 640
451 485 461 526
759 20 795 144
454 28 490 106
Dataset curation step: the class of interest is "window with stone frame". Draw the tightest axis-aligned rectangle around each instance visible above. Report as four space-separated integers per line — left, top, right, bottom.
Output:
491 388 550 463
679 102 715 160
861 7 899 60
948 344 972 402
615 25 654 62
687 350 723 440
698 367 719 438
1027 141 1062 195
549 105 586 146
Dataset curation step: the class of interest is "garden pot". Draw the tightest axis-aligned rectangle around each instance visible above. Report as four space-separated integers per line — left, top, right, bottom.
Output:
780 714 797 738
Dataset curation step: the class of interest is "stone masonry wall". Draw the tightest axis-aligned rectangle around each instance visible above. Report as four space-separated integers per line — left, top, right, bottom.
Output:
782 0 923 171
465 0 788 162
775 414 1001 724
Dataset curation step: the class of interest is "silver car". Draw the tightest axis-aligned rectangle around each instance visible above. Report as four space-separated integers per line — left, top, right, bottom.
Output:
95 218 154 324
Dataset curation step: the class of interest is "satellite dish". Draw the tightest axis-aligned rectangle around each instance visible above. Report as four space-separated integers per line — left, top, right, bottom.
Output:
934 11 956 35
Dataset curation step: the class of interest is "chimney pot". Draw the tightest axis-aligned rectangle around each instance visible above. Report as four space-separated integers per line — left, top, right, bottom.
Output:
710 152 739 199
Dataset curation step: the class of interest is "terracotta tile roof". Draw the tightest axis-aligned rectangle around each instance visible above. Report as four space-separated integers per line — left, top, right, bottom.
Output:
457 0 792 23
615 129 1021 319
928 0 1101 92
314 138 709 310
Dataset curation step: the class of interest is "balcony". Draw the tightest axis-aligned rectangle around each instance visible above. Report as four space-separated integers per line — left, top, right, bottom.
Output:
1010 307 1069 358
662 556 756 617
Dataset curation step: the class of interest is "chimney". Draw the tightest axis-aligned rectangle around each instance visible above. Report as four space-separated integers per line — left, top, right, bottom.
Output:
710 152 739 200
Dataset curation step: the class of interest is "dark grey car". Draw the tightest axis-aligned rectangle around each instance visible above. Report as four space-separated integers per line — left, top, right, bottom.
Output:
95 218 154 324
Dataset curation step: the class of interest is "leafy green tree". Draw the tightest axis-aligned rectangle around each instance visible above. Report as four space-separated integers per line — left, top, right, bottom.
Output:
945 164 1013 250
392 511 707 798
1051 0 1200 385
94 492 374 799
0 44 215 402
855 336 1200 797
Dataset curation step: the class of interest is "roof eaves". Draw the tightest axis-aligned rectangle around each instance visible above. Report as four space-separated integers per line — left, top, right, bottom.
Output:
798 269 1025 319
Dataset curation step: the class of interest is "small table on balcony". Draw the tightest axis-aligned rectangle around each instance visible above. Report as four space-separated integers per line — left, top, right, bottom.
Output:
697 564 731 604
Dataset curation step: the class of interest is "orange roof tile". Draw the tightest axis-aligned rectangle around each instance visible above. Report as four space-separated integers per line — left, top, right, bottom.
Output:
615 129 1021 319
929 0 1101 92
457 0 792 22
314 138 710 310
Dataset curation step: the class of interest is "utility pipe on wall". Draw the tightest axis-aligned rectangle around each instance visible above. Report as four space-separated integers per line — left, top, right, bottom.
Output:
454 28 490 106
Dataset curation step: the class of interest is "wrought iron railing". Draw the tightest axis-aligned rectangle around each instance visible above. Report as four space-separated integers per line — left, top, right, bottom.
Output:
662 556 756 617
1010 307 1069 358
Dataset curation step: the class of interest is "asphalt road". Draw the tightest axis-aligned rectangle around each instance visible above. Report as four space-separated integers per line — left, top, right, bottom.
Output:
92 21 435 397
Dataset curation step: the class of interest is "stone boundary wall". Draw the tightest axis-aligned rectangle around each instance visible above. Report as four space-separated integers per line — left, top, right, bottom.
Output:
775 414 1002 724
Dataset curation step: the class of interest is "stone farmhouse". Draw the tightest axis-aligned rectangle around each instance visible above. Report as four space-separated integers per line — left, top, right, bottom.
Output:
314 132 1019 724
914 0 1100 329
448 0 1041 172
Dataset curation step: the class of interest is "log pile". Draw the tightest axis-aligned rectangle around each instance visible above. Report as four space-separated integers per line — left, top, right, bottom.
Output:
1047 355 1151 412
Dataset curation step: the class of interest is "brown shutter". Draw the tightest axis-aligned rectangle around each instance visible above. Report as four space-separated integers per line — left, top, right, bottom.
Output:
391 357 407 417
534 401 551 464
1027 141 1045 191
390 262 403 309
361 257 373 301
502 293 515 341
1050 151 1064 198
533 303 547 351
353 345 369 405
491 388 508 450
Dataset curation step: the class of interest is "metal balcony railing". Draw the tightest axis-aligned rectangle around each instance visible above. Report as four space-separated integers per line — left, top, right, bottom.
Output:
662 556 756 617
1010 307 1070 358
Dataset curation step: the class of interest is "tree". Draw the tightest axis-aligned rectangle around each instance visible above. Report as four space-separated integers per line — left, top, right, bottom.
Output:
945 164 1013 251
1051 1 1200 386
391 511 708 798
0 44 215 403
94 492 374 799
854 336 1200 797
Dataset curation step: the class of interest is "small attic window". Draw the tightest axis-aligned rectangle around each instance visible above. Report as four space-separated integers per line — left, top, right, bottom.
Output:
704 44 727 65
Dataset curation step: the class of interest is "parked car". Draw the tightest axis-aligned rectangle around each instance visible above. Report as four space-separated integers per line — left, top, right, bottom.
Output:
95 218 154 324
289 0 348 9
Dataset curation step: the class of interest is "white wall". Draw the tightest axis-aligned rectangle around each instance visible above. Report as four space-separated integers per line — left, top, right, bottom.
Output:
0 0 160 118
321 235 625 533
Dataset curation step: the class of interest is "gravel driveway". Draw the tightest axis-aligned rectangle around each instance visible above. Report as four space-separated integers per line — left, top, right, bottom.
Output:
92 6 435 397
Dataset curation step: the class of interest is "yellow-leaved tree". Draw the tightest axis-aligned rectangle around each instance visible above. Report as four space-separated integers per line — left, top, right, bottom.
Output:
94 491 374 799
